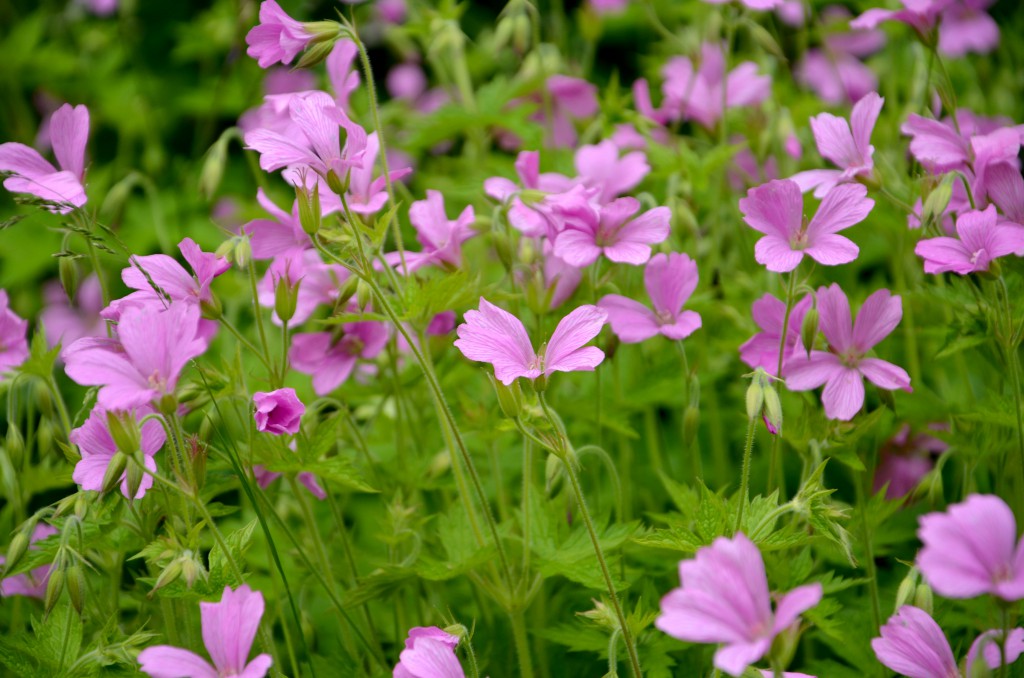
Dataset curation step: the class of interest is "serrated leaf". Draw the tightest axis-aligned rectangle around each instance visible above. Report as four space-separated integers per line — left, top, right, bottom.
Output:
208 518 257 583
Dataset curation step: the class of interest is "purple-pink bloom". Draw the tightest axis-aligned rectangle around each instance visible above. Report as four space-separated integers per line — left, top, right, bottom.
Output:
346 132 411 214
740 180 874 272
41 275 105 348
394 626 463 678
599 252 702 343
917 494 1024 601
0 524 57 599
872 424 947 499
553 197 670 267
63 302 207 410
872 605 1024 678
572 140 650 204
656 533 822 677
543 244 584 309
703 0 781 8
108 238 230 316
538 75 599 149
138 585 273 678
785 285 911 421
243 189 313 260
483 151 584 238
290 322 389 396
738 292 814 377
70 406 165 499
791 92 883 197
915 205 1024 275
385 190 476 274
937 0 999 58
257 249 350 326
0 103 89 213
245 0 313 68
0 290 29 378
253 388 305 435
253 465 326 500
454 299 607 385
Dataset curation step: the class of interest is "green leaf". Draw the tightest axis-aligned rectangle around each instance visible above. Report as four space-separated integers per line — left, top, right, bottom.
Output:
208 518 257 584
17 330 60 379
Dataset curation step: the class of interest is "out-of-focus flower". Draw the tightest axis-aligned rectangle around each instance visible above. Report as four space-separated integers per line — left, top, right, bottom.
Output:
484 151 587 238
0 290 30 378
394 626 464 678
786 285 911 421
290 322 389 395
571 140 650 204
917 494 1024 600
536 75 599 149
599 253 702 343
739 292 814 377
0 103 89 213
740 180 873 272
138 585 273 678
797 7 883 105
791 92 883 197
915 205 1024 275
872 423 947 499
454 299 607 385
71 406 165 499
703 0 781 9
346 132 411 214
656 533 822 677
589 0 630 14
0 524 57 599
41 275 105 348
253 388 305 435
852 0 999 58
243 189 313 260
253 465 326 500
257 249 349 326
552 197 670 267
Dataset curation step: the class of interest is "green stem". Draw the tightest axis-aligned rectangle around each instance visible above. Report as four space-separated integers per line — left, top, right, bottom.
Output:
220 317 275 374
768 271 798 495
735 416 757 534
854 472 882 633
510 609 535 678
247 261 275 383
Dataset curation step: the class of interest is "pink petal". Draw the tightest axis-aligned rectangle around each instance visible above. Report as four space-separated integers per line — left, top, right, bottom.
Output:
453 298 537 385
966 628 1024 675
803 233 860 266
789 169 842 197
850 92 883 162
201 585 265 675
552 227 602 268
0 142 56 178
660 310 702 340
138 646 218 678
754 235 804 273
821 366 865 420
815 283 855 353
806 183 873 236
50 103 89 179
871 606 958 678
859 358 912 392
740 180 802 239
772 583 823 634
544 305 607 374
597 295 660 344
714 638 773 677
784 351 843 390
852 288 902 353
915 236 974 275
645 252 698 318
809 112 858 169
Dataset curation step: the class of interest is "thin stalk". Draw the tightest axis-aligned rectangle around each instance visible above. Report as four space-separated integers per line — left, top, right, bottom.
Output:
735 416 757 534
247 262 275 383
57 599 73 671
510 609 536 678
854 472 882 633
220 317 274 374
767 271 798 494
1000 604 1009 678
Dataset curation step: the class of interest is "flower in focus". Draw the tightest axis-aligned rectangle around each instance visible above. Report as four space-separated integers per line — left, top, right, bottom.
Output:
0 290 29 378
599 252 702 343
454 299 607 385
917 494 1024 601
872 605 1024 678
138 585 273 678
740 180 874 272
245 0 314 68
0 103 89 212
656 533 822 677
738 292 814 377
290 322 390 396
0 524 57 599
785 284 911 421
394 626 464 678
791 92 883 197
243 189 314 260
253 388 305 435
63 302 208 410
70 406 165 499
552 197 670 267
483 150 586 238
385 190 476 273
915 205 1024 275
41 275 105 348
872 424 947 499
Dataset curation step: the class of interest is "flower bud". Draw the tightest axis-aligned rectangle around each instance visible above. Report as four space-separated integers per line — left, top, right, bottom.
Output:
894 567 919 610
3 531 30 575
6 424 24 467
294 38 337 70
158 394 178 416
335 275 359 308
762 384 783 435
545 451 564 495
800 307 819 358
489 375 524 418
746 374 765 421
126 450 145 501
198 134 229 200
190 437 207 490
922 177 953 230
913 582 933 616
356 279 372 312
275 275 301 324
296 181 321 236
101 452 129 495
303 20 342 44
66 563 85 615
44 567 65 616
58 256 80 301
151 558 184 595
683 405 700 448
106 411 141 456
532 372 548 394
180 550 208 588
326 169 348 197
443 623 470 640
234 236 252 271
200 295 223 320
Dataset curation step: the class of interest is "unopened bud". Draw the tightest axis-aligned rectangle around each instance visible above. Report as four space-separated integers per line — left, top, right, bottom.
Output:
106 412 140 456
356 279 372 311
913 582 933 616
490 375 524 418
922 177 953 229
545 451 564 495
303 20 342 44
325 169 348 196
294 38 337 70
532 373 548 393
199 135 228 200
44 567 65 616
126 451 145 501
746 375 765 421
151 559 184 594
335 275 359 308
234 236 252 270
181 550 207 588
66 563 85 615
296 181 321 236
683 405 700 447
6 425 24 466
894 567 919 610
101 452 128 495
800 307 819 358
58 256 80 301
763 385 783 435
4 531 30 575
191 438 207 490
274 275 301 323
201 295 223 320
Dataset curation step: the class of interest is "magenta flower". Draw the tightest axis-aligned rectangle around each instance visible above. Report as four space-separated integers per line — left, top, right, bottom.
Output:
572 140 650 204
70 406 165 499
553 197 670 267
740 180 874 272
394 627 463 678
900 114 971 175
483 151 583 238
245 0 313 68
290 322 389 396
990 163 1024 225
599 252 702 343
539 75 599 149
454 299 607 385
796 10 883 105
346 132 411 214
785 285 911 421
738 292 814 377
254 465 325 500
703 0 781 9
385 190 476 274
257 249 350 326
872 605 1024 678
326 39 361 110
791 92 883 197
41 275 105 348
243 189 312 260
656 533 822 677
0 290 29 378
915 205 1024 275
873 424 947 499
0 524 57 599
853 0 998 57
543 243 583 309
917 494 1024 601
138 585 273 678
0 103 89 213
63 302 207 410
108 238 230 316
253 388 305 435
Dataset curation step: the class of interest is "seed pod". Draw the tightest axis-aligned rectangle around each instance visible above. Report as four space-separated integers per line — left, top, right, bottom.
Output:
101 452 129 495
44 567 65 617
66 563 85 615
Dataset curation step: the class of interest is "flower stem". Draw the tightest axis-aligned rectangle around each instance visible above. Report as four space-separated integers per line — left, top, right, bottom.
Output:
854 471 882 633
735 415 757 534
510 608 535 678
767 271 798 495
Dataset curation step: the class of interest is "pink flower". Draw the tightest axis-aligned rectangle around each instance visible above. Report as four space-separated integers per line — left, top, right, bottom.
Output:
900 114 971 175
553 197 670 267
253 388 305 435
738 292 814 377
243 189 313 260
656 533 822 677
791 92 883 197
290 322 389 395
483 151 584 238
937 0 999 58
0 290 29 378
703 0 781 9
326 39 361 110
872 424 947 499
915 205 1024 275
245 0 313 68
0 524 57 599
990 163 1024 224
0 103 89 213
785 285 911 421
740 180 874 272
385 191 476 274
454 299 607 385
253 465 325 500
543 244 583 309
797 52 878 107
572 140 650 204
872 605 1024 678
257 249 349 326
917 494 1024 601
599 252 702 343
41 275 105 348
394 627 463 678
63 302 208 410
138 585 273 678
70 406 165 499
538 75 599 149
346 132 412 214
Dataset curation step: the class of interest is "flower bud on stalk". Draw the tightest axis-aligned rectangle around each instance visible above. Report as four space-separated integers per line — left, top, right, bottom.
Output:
44 565 65 617
356 279 372 312
913 582 934 616
296 181 321 236
58 256 80 301
488 374 524 418
101 452 129 495
3 530 31 575
66 562 85 615
683 405 700 448
326 168 348 197
126 449 146 500
6 424 23 467
106 411 141 456
800 307 819 359
275 274 301 324
894 567 919 609
151 558 183 595
334 275 359 308
921 176 953 231
294 34 337 70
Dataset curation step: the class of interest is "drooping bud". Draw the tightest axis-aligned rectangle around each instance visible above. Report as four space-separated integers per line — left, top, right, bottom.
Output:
198 133 229 200
745 373 765 422
335 275 359 309
6 424 24 467
762 383 783 435
180 549 208 588
921 176 953 231
325 169 348 196
125 450 145 501
800 307 819 359
101 452 129 495
200 294 223 320
66 563 85 615
44 567 65 616
294 38 337 70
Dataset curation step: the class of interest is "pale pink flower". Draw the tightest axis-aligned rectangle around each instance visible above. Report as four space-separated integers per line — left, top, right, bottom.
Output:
0 524 57 599
599 253 702 343
589 0 630 14
0 290 29 378
253 388 304 435
245 0 313 68
345 133 410 214
553 197 670 267
242 189 312 260
0 103 89 213
394 627 463 678
71 406 165 499
738 292 814 377
740 180 874 272
138 585 273 678
796 7 883 105
483 151 585 238
290 322 389 395
385 191 476 274
785 284 911 421
656 533 822 677
454 299 607 385
572 140 650 204
703 0 781 9
915 205 1024 275
542 241 583 309
538 75 599 148
791 92 883 197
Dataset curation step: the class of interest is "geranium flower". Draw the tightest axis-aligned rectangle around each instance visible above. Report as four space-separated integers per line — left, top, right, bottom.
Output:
70 406 165 499
599 252 702 343
739 292 814 376
253 388 305 435
245 0 315 68
0 290 29 378
552 197 671 267
385 190 476 273
0 524 57 599
290 322 389 395
915 205 1024 275
394 627 463 678
791 92 883 197
41 275 105 348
